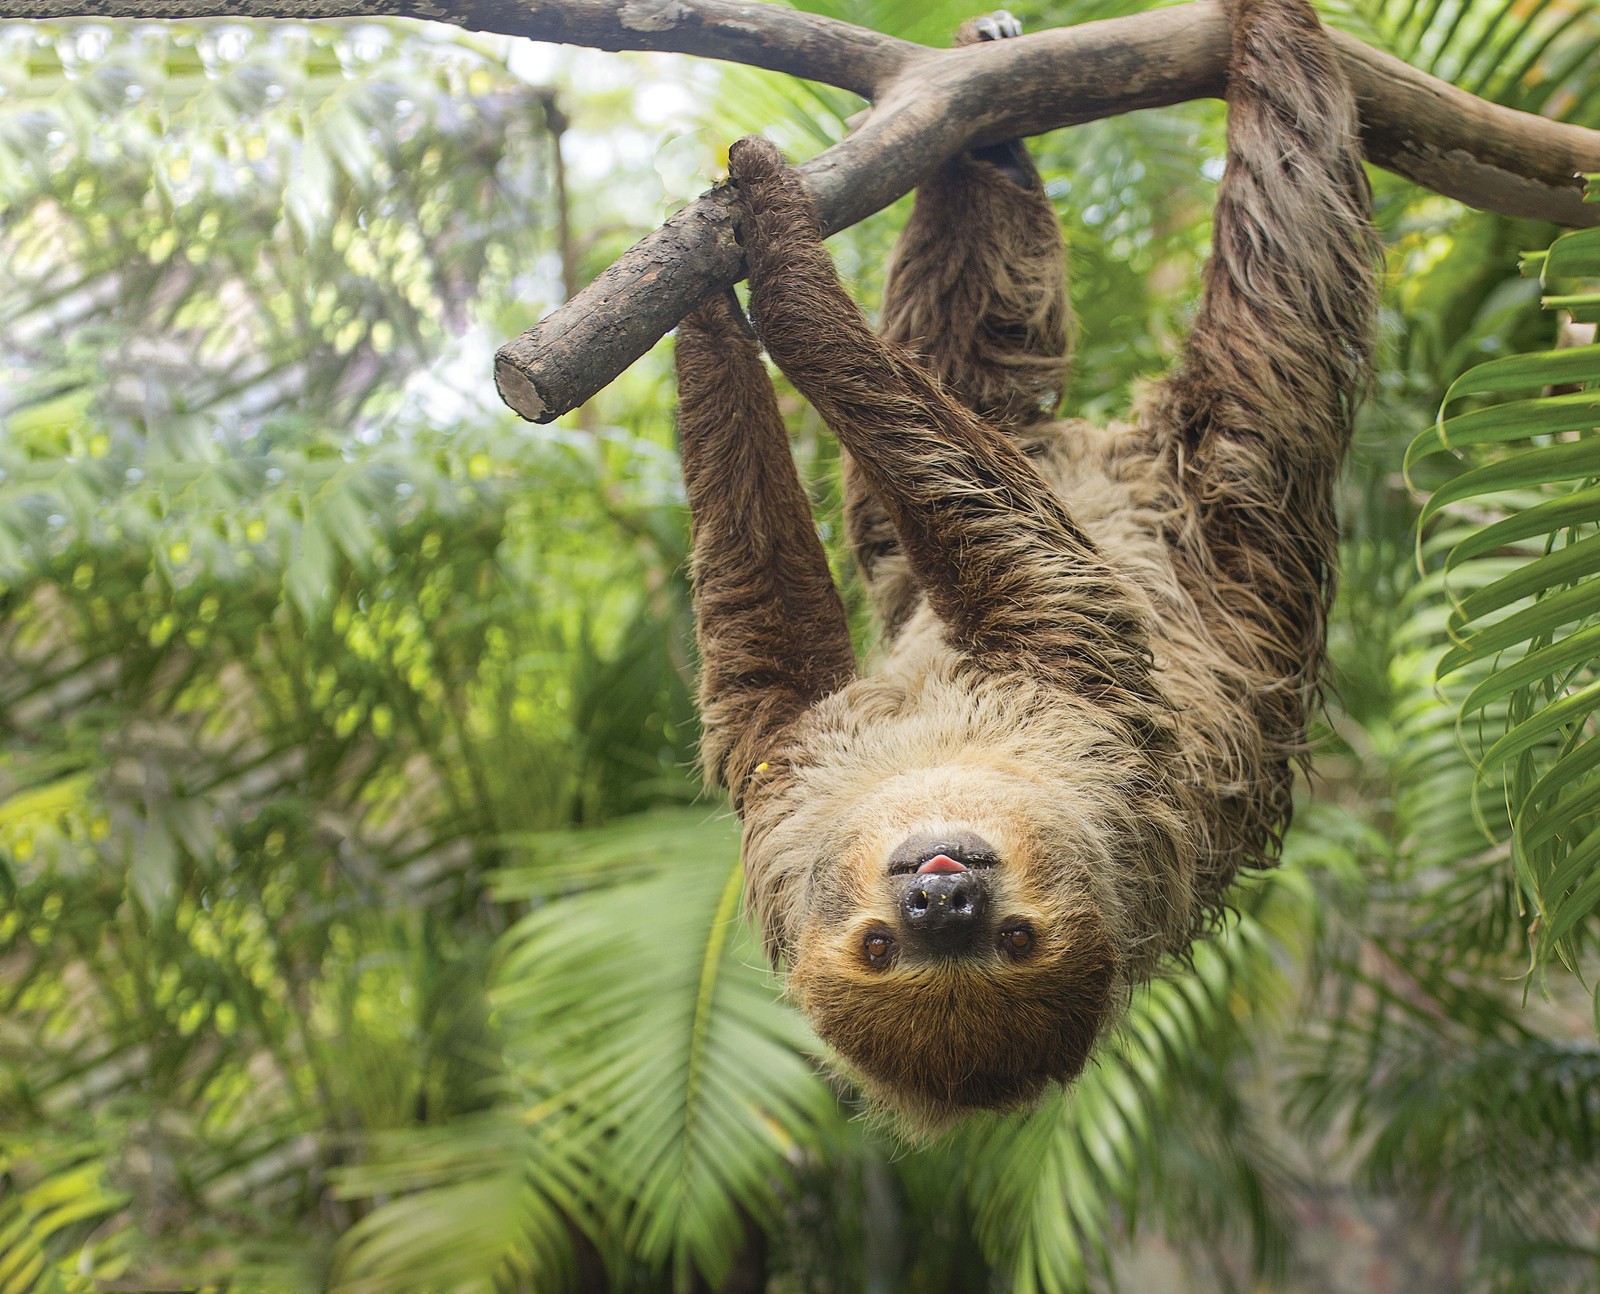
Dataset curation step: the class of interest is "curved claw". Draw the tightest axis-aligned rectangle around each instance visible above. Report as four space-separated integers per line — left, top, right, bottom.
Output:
974 10 1024 41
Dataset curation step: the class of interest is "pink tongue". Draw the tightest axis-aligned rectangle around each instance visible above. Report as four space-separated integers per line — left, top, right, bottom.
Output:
917 854 966 875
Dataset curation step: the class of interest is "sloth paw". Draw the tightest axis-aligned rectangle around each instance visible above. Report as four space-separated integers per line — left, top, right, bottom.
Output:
727 135 806 220
954 12 1038 187
957 10 1023 46
975 10 1024 41
726 135 820 259
727 134 785 186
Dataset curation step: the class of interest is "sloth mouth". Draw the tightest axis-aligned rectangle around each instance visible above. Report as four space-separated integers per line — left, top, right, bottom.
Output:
885 831 1002 876
917 854 967 875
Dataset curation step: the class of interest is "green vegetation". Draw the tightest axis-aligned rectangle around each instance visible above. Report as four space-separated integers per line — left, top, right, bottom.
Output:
1 1 1598 1290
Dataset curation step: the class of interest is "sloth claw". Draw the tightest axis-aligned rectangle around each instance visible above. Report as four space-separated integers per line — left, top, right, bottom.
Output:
955 11 1022 50
974 11 1023 41
957 13 1036 186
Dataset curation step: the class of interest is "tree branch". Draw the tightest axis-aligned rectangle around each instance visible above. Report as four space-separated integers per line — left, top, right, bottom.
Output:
491 3 1600 422
11 0 1600 421
3 0 925 96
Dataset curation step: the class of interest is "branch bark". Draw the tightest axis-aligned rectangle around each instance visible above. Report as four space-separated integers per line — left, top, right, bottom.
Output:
492 2 1600 422
12 0 1600 421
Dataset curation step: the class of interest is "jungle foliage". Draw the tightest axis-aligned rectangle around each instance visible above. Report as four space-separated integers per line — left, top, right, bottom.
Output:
1 0 1598 1291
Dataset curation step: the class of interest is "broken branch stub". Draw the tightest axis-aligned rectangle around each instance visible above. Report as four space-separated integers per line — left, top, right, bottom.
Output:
495 187 743 423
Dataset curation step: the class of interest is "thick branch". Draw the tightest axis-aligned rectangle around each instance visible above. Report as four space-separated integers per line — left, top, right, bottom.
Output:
11 0 1599 419
492 3 1600 421
2 0 922 97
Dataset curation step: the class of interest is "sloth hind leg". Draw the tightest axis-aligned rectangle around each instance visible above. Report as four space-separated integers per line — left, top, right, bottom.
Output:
851 22 1073 635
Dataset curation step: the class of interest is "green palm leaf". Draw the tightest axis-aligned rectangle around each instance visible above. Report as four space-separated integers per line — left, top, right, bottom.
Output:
0 1138 130 1294
1407 218 1600 979
1354 0 1600 124
331 1116 584 1293
490 811 842 1288
945 830 1355 1293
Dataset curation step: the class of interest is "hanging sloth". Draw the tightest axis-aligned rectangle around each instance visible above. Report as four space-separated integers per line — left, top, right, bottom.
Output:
673 0 1380 1130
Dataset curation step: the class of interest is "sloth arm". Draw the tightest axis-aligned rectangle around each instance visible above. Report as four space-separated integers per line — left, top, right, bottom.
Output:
876 156 1069 423
846 147 1069 634
1150 0 1380 700
730 137 1160 721
675 291 858 806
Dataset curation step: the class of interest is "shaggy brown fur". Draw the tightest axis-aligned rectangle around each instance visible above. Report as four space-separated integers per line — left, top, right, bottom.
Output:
675 0 1379 1132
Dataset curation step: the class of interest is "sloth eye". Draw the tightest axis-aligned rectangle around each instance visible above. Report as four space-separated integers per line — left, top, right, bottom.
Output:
999 924 1035 958
862 930 896 966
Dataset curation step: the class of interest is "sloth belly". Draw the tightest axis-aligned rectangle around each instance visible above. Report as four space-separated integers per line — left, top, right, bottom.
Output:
877 416 1199 691
863 415 1265 829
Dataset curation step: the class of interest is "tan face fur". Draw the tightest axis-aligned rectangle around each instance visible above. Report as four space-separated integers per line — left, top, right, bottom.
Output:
787 814 1118 1128
748 733 1163 1134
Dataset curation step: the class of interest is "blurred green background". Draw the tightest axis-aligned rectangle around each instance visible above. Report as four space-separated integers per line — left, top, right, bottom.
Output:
2 1 1599 1290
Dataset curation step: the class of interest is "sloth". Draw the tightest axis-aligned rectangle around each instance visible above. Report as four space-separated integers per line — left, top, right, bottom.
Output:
674 0 1379 1130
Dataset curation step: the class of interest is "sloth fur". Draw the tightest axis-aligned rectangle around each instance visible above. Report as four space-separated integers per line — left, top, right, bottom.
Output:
673 0 1380 1131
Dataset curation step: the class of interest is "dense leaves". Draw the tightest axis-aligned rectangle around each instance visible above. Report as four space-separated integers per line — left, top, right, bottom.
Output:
2 1 1599 1291
0 19 695 1288
1405 219 1600 980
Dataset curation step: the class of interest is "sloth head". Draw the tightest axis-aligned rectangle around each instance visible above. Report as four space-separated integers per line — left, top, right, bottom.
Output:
751 752 1168 1134
787 825 1119 1130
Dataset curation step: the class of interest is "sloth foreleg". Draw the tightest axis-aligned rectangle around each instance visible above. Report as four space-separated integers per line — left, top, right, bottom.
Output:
731 137 1158 726
1153 0 1379 699
674 290 857 808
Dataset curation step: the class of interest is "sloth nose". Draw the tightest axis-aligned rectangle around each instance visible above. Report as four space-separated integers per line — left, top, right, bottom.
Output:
901 872 987 950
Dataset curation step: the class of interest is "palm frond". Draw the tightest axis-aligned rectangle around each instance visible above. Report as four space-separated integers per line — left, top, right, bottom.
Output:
1350 0 1600 124
1406 220 1600 980
331 1115 583 1293
942 823 1364 1293
490 811 843 1288
0 1135 131 1294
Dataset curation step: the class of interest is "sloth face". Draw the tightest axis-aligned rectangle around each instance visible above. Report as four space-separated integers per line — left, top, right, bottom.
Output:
744 729 1175 1131
785 813 1120 1129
